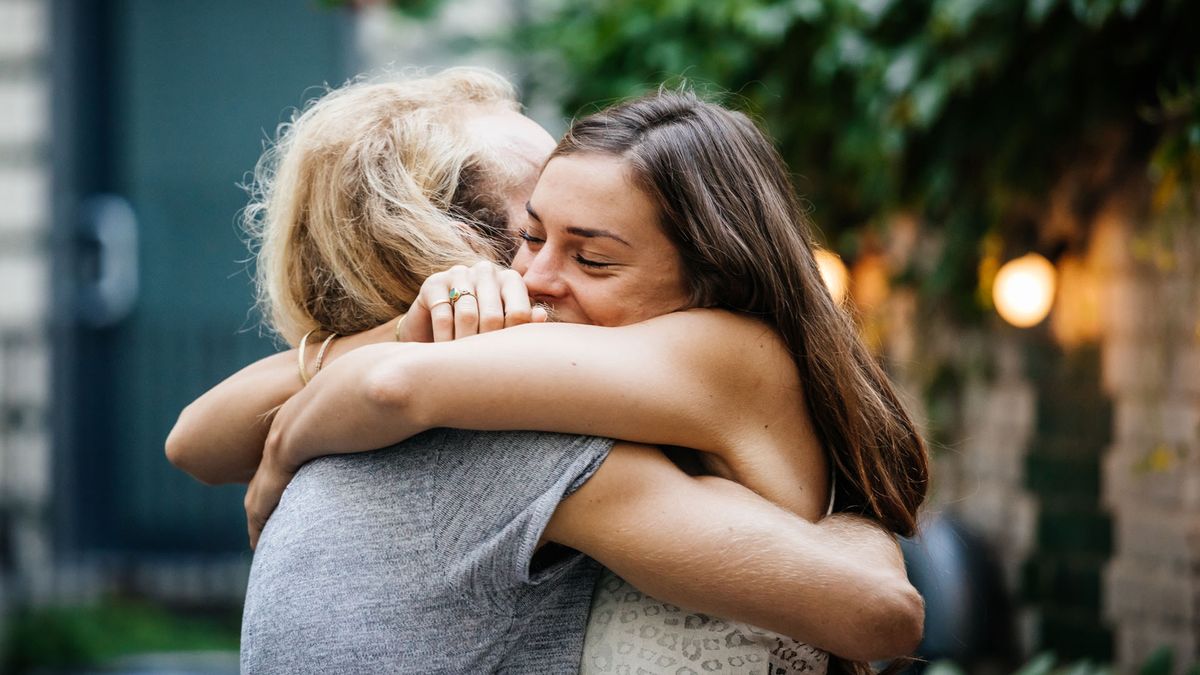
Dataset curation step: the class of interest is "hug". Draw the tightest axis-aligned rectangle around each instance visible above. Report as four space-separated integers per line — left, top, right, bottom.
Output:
167 67 928 674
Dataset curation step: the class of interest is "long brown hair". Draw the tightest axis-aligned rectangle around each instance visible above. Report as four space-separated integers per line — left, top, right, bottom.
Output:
555 91 928 538
555 89 926 674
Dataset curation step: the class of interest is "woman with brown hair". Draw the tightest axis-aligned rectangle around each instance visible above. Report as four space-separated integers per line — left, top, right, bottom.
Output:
232 89 928 673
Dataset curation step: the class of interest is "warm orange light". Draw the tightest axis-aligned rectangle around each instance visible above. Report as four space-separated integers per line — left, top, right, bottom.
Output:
993 253 1057 328
1050 253 1101 346
815 249 849 304
851 253 890 311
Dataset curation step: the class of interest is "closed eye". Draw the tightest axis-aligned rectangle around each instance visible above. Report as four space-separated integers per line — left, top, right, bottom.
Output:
574 255 612 269
518 229 545 245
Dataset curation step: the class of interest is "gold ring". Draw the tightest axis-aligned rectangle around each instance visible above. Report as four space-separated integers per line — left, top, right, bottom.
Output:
449 288 476 305
427 299 452 311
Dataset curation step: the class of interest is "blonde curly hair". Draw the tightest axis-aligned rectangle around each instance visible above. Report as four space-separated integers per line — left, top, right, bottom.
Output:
244 68 523 345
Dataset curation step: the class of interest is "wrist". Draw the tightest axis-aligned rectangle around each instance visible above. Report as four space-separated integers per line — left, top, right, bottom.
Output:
264 402 308 474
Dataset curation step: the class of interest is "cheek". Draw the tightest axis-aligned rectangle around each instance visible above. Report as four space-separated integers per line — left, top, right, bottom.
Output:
589 273 689 326
577 285 634 326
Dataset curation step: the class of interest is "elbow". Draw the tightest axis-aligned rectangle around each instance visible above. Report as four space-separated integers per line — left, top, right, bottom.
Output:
360 351 425 425
847 574 925 662
164 408 218 486
879 579 925 659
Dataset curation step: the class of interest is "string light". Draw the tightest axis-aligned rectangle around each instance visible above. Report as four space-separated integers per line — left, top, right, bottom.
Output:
993 253 1057 328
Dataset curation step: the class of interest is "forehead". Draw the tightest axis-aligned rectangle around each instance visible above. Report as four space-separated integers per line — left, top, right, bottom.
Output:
531 154 661 238
463 107 556 176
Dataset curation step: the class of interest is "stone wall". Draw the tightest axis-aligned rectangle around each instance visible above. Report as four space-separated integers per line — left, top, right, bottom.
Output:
879 218 1117 663
1097 207 1200 673
0 0 52 645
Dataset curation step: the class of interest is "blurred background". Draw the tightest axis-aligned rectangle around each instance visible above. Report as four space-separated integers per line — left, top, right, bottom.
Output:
0 0 1196 672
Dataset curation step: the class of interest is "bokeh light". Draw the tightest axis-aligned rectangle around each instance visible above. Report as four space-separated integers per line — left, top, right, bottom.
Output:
815 249 849 305
993 253 1057 328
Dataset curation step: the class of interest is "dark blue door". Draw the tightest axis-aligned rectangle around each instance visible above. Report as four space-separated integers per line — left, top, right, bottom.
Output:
56 0 353 555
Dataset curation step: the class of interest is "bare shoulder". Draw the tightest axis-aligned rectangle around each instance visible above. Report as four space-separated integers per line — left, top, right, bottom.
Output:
646 311 826 519
638 307 777 340
637 309 800 389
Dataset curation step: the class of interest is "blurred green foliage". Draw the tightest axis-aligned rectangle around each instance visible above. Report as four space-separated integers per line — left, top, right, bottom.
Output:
372 0 1199 318
926 645 1200 675
1 599 240 672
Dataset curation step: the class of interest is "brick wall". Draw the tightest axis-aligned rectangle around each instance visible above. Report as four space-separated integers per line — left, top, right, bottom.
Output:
1097 207 1200 673
0 0 51 648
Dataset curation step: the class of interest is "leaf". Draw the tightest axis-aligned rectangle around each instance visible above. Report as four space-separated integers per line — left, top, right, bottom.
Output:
791 0 826 22
910 78 948 128
738 4 798 43
1027 0 1060 24
1140 646 1174 675
884 47 921 94
931 0 989 36
923 660 967 675
853 0 896 26
1060 660 1098 675
1070 0 1118 26
1120 0 1145 17
1014 652 1058 675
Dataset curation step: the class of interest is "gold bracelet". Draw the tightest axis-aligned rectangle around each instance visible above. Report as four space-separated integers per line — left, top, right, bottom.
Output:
297 329 318 386
394 314 407 342
313 332 339 375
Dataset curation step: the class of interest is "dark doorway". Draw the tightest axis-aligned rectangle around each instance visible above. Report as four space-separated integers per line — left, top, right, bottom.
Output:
52 0 354 557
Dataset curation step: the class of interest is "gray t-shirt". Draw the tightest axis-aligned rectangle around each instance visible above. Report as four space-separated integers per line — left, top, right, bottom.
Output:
240 429 614 674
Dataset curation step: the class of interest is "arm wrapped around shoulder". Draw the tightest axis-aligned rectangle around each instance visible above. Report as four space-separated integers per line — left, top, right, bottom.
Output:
545 442 924 662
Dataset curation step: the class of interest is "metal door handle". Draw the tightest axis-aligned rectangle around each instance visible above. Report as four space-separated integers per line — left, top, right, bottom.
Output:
77 194 139 328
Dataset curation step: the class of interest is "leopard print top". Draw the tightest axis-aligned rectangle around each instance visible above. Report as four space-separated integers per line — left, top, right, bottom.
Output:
579 472 835 675
580 570 828 675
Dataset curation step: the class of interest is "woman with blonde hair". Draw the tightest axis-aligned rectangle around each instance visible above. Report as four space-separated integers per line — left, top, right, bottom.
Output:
169 68 554 481
170 70 924 673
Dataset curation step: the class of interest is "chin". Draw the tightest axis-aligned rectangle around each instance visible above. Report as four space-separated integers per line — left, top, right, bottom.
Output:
540 306 590 325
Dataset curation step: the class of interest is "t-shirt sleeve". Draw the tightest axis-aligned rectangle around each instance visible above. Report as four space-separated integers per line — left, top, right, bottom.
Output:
430 429 614 603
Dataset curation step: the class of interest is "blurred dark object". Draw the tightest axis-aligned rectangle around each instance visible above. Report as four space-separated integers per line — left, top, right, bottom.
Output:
902 514 1017 670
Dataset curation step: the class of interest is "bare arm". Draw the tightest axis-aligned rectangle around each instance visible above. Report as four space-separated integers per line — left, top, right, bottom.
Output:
165 322 397 485
167 263 544 486
271 309 826 516
546 442 924 662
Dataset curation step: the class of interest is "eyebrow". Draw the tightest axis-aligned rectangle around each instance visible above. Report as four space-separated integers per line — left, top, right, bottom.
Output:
526 202 633 247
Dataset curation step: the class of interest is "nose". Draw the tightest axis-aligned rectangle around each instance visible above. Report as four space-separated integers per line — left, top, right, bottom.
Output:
519 246 569 302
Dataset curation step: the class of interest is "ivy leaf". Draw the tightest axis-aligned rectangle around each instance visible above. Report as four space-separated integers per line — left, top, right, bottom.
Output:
790 0 825 22
1026 0 1060 24
884 47 920 94
910 77 948 129
931 0 989 37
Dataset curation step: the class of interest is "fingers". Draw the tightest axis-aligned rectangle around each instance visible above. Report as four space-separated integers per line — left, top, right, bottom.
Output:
448 266 479 340
415 262 537 341
417 270 456 343
248 517 262 550
245 484 265 550
473 262 505 334
499 268 534 328
243 463 291 551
